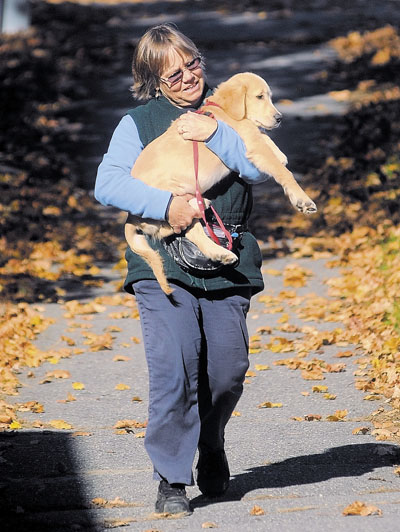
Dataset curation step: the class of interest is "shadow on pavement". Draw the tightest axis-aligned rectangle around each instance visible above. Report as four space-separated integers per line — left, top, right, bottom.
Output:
192 443 399 507
0 431 96 531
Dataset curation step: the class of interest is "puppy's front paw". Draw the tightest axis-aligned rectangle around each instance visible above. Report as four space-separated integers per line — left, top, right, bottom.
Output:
296 198 317 214
286 189 317 214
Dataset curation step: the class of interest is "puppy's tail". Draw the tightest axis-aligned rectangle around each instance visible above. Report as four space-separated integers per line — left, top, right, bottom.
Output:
124 222 173 295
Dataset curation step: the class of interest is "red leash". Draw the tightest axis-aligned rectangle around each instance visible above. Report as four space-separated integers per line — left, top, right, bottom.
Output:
193 101 233 251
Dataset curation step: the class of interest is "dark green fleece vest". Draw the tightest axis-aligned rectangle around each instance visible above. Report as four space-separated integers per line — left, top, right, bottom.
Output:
123 90 264 295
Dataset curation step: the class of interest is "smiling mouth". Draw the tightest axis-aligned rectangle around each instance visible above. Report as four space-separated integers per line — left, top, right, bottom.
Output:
184 81 199 91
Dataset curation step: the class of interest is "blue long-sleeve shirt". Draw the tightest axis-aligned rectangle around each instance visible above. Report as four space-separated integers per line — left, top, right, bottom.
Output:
95 114 270 220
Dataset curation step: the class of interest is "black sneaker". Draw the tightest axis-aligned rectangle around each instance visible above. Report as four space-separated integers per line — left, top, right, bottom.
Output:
155 479 192 515
196 446 230 497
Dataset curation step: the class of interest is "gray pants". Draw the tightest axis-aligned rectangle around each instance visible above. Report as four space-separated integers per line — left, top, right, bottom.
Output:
134 280 251 485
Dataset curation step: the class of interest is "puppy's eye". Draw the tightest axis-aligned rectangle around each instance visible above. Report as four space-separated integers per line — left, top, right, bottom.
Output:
256 94 264 100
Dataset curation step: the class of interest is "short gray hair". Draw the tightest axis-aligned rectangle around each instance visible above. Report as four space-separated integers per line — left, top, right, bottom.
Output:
131 23 203 101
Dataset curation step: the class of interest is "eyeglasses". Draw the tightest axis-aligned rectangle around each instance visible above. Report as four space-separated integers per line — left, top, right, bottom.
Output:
159 57 202 86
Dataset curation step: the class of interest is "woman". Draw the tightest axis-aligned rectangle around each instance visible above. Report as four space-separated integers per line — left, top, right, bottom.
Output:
95 23 269 515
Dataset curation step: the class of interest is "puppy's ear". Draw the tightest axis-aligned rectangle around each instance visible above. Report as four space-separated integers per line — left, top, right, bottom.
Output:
214 79 246 120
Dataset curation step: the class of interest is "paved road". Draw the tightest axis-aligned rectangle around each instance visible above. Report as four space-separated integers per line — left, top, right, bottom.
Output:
2 257 400 531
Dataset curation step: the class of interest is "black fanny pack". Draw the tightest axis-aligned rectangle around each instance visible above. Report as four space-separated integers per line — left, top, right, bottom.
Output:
162 223 246 275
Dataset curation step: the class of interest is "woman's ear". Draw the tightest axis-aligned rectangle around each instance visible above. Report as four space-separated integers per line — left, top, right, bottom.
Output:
214 79 246 120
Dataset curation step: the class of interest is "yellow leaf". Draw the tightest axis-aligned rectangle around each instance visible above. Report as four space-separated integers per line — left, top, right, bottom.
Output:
115 383 130 391
250 504 265 515
134 430 146 438
254 364 270 371
113 355 131 362
49 419 73 430
9 420 22 430
335 350 354 358
131 396 143 402
364 394 382 401
304 414 322 421
46 370 71 379
312 385 329 393
264 268 281 276
72 382 85 390
231 411 241 417
258 402 283 408
326 410 348 422
202 522 218 528
324 393 337 400
113 419 147 429
61 335 76 346
105 325 122 332
342 500 382 516
353 427 370 435
277 313 289 324
92 497 107 507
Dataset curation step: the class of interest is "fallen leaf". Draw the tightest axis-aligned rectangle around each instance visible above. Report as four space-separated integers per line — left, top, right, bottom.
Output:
113 355 131 362
324 393 337 400
72 431 93 437
49 419 73 430
254 364 270 371
113 419 147 429
131 396 143 402
257 325 273 334
258 402 283 408
264 268 282 276
92 497 108 507
45 370 71 379
202 522 218 528
304 414 322 421
312 385 329 393
326 409 348 421
61 335 76 346
72 382 85 390
342 500 382 516
364 394 382 401
352 427 370 435
115 383 130 391
335 350 354 358
250 504 265 515
82 331 113 351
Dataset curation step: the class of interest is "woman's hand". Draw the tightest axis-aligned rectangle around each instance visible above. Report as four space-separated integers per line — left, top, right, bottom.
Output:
167 194 200 234
177 111 217 141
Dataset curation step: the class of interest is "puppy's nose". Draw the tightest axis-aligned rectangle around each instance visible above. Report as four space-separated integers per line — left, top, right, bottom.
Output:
275 113 282 124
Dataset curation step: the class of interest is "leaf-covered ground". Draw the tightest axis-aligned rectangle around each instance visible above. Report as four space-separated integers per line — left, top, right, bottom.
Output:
0 3 399 444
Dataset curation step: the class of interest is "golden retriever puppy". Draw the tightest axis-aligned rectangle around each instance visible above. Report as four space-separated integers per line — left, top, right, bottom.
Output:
125 72 316 294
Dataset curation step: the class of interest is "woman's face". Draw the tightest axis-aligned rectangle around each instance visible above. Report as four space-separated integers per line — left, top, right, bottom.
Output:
158 49 205 108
